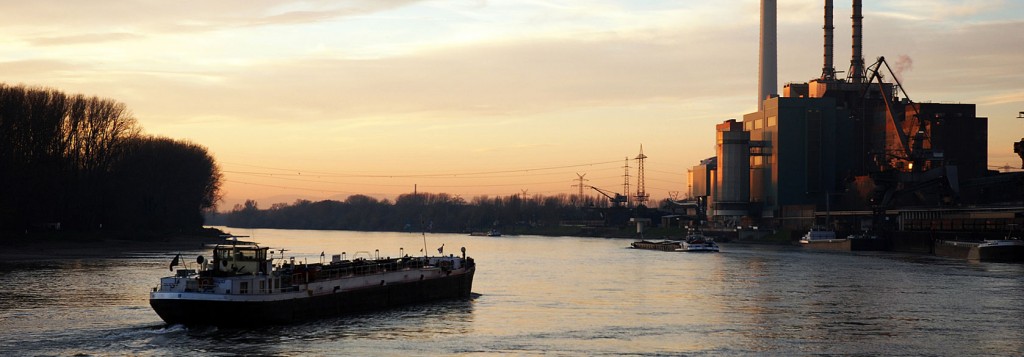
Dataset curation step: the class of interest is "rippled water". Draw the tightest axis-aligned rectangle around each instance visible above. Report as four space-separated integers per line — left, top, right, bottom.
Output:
1 228 1022 356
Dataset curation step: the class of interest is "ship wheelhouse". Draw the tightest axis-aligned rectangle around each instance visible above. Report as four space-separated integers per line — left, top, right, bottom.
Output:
207 240 272 277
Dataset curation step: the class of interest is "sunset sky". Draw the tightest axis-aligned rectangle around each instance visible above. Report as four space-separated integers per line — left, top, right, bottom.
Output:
3 0 1022 210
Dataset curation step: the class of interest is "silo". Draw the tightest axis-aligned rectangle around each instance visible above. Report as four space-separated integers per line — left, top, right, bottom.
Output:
715 120 751 216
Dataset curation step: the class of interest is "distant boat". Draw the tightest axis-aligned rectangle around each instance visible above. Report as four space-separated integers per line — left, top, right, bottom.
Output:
677 234 720 252
799 226 842 243
799 226 850 250
631 240 682 251
469 229 501 237
977 238 1024 262
937 236 1024 262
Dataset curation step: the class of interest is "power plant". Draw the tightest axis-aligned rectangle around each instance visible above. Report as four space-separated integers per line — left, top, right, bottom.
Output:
687 0 1024 244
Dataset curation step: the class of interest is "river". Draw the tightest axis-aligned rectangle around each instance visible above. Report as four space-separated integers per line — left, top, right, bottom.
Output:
1 228 1022 356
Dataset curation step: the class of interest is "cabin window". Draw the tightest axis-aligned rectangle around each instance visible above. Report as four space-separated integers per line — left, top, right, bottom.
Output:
259 280 266 293
240 281 249 294
241 250 257 260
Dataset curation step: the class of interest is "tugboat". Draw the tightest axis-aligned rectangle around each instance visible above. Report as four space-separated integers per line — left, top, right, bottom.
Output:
149 236 475 326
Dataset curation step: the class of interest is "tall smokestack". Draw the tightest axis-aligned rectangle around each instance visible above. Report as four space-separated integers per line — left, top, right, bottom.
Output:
821 0 835 80
758 0 777 111
849 0 864 82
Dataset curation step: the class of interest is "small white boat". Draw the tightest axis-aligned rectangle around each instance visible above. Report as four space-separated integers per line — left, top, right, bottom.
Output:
677 234 719 252
799 227 844 244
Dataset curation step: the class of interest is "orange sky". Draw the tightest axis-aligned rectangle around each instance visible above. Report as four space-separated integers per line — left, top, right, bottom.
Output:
3 1 1022 210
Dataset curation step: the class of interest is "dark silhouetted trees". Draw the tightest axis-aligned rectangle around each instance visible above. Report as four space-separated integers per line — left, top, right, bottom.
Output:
107 136 222 230
214 192 617 233
0 83 221 234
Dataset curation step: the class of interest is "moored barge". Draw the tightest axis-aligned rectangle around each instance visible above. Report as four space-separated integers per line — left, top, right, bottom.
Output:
935 238 1024 262
631 240 682 251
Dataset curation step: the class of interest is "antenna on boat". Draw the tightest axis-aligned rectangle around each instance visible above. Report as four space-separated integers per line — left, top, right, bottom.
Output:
422 232 428 258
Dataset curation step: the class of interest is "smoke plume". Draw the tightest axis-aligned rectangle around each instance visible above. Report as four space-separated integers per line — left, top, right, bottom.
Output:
892 54 913 82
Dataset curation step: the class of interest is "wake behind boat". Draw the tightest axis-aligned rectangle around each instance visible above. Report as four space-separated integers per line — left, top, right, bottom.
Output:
149 235 475 326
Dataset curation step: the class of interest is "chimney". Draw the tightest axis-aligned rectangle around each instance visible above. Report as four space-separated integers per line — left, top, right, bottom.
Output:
821 0 835 80
849 0 864 82
758 0 777 111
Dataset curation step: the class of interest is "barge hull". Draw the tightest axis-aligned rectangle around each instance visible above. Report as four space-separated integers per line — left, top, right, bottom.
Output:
979 245 1024 262
631 241 681 251
800 240 851 251
150 270 474 326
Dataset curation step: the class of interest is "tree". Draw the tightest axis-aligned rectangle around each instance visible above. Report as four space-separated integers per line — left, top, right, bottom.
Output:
0 83 221 235
107 136 222 230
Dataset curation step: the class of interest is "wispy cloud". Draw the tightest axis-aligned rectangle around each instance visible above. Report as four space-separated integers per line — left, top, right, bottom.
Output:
29 32 143 46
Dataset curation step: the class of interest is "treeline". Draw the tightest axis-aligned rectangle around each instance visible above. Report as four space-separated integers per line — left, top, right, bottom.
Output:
211 193 635 233
0 83 221 234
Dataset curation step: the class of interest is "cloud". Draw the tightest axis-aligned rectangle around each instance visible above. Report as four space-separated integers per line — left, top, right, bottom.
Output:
976 92 1024 106
29 32 144 46
0 59 82 74
868 0 1013 22
1 0 427 39
29 22 754 128
157 0 425 33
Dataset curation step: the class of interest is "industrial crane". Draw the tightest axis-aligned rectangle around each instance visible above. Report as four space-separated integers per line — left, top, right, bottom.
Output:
863 57 961 209
865 56 944 173
588 186 627 207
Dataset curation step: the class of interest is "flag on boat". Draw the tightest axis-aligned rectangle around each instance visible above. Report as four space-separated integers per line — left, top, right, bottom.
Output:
437 244 444 254
169 253 181 271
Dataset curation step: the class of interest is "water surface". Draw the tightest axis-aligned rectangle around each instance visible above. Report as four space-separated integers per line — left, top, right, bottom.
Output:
1 228 1021 355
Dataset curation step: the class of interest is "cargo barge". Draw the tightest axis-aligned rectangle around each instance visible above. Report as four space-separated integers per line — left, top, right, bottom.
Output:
630 240 682 251
150 236 475 326
631 234 720 252
935 238 1024 262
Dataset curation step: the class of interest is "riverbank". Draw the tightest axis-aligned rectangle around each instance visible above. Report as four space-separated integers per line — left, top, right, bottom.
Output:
0 228 224 262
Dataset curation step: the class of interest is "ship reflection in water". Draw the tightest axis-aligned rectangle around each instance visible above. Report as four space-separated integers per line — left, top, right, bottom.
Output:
1 229 1023 355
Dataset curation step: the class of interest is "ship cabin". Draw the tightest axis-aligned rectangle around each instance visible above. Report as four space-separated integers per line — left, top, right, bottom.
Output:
208 240 272 277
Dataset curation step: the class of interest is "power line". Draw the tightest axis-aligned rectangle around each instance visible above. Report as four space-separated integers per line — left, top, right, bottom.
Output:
221 157 681 200
222 165 622 180
221 160 621 178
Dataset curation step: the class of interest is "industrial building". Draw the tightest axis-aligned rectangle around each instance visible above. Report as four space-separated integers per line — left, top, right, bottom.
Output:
688 0 1023 239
